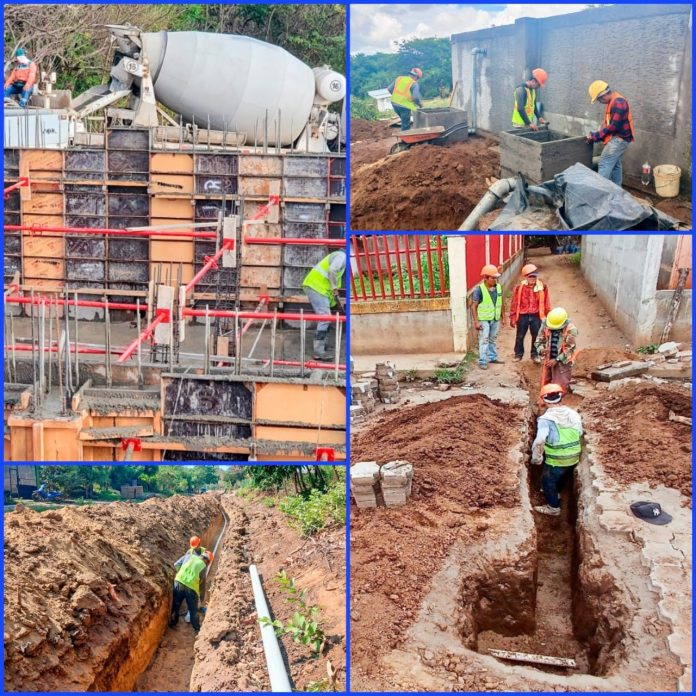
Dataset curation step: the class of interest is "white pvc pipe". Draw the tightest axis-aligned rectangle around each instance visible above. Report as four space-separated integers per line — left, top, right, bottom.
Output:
249 564 293 692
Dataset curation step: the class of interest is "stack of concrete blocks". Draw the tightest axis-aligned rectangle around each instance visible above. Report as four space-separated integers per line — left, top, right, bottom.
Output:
350 379 377 422
376 362 400 404
655 341 691 365
380 460 414 507
350 462 380 508
120 485 144 499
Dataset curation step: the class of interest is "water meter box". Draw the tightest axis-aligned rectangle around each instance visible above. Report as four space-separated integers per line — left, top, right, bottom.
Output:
499 129 593 184
413 107 468 142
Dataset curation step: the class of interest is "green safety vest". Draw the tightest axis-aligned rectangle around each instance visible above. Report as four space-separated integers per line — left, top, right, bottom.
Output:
302 252 345 307
175 554 206 595
544 424 582 467
391 75 417 111
476 282 502 321
512 85 536 126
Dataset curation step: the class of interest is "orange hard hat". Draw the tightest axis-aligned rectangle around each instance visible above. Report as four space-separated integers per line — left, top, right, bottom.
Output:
481 264 501 278
410 68 423 79
532 68 548 87
521 263 538 276
205 550 214 563
190 536 201 548
540 383 564 403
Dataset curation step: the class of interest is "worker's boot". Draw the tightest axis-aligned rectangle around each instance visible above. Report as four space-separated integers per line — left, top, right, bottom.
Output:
312 331 332 361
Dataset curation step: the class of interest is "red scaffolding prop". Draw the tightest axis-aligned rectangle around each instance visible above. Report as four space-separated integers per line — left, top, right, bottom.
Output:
5 295 147 312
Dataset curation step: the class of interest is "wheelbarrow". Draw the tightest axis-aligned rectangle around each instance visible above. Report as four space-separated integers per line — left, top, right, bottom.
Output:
389 122 470 154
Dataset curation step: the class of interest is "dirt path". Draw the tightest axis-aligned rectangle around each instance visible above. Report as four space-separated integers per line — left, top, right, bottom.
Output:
134 517 226 692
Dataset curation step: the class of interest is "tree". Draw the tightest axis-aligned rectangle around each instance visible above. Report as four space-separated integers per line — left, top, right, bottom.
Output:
190 466 219 490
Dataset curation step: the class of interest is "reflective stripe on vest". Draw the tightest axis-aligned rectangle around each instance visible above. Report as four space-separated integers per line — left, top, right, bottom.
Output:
175 554 206 595
512 280 546 322
392 75 417 111
477 282 502 321
512 86 535 126
603 92 634 144
302 252 345 306
544 424 581 467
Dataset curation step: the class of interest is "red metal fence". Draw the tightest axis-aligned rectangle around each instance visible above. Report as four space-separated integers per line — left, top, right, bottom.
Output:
350 234 449 301
351 234 524 301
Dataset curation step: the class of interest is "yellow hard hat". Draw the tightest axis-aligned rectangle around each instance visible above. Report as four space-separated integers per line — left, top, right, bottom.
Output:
588 80 609 104
546 307 568 330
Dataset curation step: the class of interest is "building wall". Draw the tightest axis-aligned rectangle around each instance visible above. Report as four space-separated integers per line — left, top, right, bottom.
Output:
452 5 692 189
581 234 691 345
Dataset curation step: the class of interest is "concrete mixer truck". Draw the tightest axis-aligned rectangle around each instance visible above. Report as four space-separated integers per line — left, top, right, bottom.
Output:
5 25 345 152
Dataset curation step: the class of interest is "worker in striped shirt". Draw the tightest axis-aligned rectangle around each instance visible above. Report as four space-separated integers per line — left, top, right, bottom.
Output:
586 81 635 187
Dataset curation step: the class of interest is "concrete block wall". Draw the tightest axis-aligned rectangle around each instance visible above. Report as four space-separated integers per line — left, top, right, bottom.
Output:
581 235 691 346
452 5 692 189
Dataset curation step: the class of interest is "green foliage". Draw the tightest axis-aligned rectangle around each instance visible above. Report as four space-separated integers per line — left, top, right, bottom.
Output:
350 37 452 101
259 571 326 654
404 368 419 383
568 251 582 266
434 363 466 384
304 680 333 692
350 96 385 122
261 497 276 508
637 344 659 354
279 473 345 536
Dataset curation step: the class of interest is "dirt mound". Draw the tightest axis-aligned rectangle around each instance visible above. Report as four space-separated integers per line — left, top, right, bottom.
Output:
574 347 642 378
581 383 692 500
4 494 221 692
351 136 499 230
350 118 395 177
350 395 523 666
351 118 392 142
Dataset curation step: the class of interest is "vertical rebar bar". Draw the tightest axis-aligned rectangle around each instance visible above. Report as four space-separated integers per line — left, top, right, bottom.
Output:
204 306 210 372
234 311 240 375
9 306 16 383
54 301 64 415
39 301 46 404
334 312 342 380
64 292 72 396
136 299 143 388
30 289 36 412
270 310 277 377
73 291 79 385
104 298 112 388
48 297 54 392
300 309 306 379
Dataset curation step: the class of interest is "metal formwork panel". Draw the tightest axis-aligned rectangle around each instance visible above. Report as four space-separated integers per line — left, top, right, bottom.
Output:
107 150 150 182
64 150 105 181
107 128 149 151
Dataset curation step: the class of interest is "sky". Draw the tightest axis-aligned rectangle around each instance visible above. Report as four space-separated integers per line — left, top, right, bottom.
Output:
350 4 596 55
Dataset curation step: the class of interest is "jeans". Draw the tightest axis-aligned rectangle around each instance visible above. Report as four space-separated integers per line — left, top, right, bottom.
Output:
304 286 332 336
478 320 500 366
542 463 575 509
170 580 200 631
4 83 32 107
514 314 542 358
392 103 413 131
598 137 630 187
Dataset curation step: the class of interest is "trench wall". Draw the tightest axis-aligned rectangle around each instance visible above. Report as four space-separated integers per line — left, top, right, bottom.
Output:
452 4 692 189
3 494 221 692
580 234 692 345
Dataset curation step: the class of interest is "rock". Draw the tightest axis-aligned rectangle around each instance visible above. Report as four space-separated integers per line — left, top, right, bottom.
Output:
658 341 679 356
389 594 399 600
436 384 452 391
424 650 434 661
350 611 360 622
70 585 105 616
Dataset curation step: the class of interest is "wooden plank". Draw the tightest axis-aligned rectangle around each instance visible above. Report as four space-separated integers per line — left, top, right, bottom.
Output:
151 152 194 174
240 266 281 290
255 382 345 427
23 236 64 259
22 191 63 214
44 427 81 461
22 214 64 227
255 425 345 445
238 155 282 176
151 198 195 220
23 149 63 174
488 649 577 669
25 257 64 280
150 174 194 196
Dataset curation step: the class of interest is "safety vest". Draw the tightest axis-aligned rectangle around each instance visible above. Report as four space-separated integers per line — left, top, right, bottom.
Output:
5 62 37 90
542 323 576 363
302 252 345 307
512 280 546 322
175 554 206 595
512 85 535 126
544 424 582 467
477 282 502 321
391 76 417 111
603 92 634 144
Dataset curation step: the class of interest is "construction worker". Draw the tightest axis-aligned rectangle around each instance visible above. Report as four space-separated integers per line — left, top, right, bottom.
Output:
531 383 583 516
535 307 578 392
4 48 37 108
388 68 423 131
586 81 635 186
471 264 505 371
302 250 346 361
510 263 551 364
170 543 210 633
512 68 548 130
177 536 214 605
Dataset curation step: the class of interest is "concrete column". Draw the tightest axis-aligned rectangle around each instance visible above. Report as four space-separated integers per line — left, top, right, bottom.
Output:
636 235 666 344
447 235 468 353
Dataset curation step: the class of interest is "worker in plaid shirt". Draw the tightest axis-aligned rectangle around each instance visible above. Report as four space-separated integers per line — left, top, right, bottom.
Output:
586 80 635 187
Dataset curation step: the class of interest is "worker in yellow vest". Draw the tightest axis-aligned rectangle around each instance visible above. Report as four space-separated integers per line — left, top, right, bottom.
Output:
178 535 214 605
388 68 423 131
302 250 346 360
512 68 548 130
470 264 506 371
531 383 583 516
586 81 635 187
169 544 210 632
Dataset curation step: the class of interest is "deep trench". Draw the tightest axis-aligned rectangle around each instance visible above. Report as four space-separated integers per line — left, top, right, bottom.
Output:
131 506 228 692
462 398 624 678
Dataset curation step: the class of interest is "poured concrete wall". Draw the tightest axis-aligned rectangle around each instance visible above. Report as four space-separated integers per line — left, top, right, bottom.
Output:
452 4 692 189
581 235 691 346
